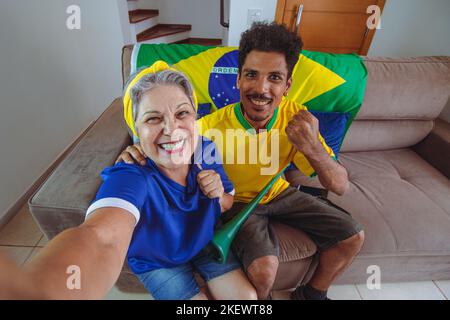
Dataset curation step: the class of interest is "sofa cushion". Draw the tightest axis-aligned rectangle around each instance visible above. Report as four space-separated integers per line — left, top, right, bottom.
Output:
335 56 450 153
359 56 450 121
340 119 434 152
122 45 133 87
414 119 450 179
328 148 450 256
29 99 131 239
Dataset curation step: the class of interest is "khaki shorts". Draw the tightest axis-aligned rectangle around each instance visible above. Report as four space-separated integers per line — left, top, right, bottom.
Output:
222 187 364 271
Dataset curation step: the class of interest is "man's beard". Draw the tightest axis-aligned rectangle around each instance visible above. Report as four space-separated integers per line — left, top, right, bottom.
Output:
245 110 271 122
243 93 273 122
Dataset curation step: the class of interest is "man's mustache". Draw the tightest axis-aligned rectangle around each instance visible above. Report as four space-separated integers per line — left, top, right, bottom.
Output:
246 93 272 101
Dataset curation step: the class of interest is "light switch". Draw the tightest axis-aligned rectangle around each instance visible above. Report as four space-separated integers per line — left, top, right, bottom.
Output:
247 8 263 27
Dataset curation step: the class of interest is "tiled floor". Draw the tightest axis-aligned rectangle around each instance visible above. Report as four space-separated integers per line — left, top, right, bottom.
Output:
1 204 449 300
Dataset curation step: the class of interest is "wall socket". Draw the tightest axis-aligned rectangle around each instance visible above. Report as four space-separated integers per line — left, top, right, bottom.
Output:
247 8 263 27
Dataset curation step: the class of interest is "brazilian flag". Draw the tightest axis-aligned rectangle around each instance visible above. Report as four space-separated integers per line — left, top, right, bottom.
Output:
130 44 367 155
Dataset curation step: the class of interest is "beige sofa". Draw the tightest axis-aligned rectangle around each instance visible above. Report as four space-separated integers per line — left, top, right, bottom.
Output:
29 49 450 292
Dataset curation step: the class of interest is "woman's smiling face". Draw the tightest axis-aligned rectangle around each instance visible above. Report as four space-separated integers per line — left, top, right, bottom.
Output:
135 84 197 170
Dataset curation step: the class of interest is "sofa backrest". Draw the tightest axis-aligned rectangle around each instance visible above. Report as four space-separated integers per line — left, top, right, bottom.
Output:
121 47 450 153
341 56 450 152
122 45 133 87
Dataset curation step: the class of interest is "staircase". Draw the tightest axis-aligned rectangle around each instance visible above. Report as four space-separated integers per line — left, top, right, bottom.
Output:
127 0 222 45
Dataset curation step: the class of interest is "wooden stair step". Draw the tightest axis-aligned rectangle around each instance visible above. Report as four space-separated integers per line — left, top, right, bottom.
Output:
137 24 192 42
175 38 222 46
129 9 159 24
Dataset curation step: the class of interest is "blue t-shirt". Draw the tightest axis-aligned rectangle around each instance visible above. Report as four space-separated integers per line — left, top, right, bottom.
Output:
86 138 234 274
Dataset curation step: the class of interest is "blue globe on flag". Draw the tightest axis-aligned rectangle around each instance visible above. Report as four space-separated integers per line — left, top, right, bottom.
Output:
208 50 240 109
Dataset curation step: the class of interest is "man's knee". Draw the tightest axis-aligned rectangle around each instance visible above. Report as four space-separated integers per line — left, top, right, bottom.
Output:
340 230 365 255
246 255 279 292
237 287 258 300
191 291 208 300
352 230 365 250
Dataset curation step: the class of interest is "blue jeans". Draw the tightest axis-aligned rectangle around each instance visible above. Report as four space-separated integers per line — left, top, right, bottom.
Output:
135 249 242 300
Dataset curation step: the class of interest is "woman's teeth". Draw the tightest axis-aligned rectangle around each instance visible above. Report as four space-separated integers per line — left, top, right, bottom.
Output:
160 140 184 151
250 98 271 106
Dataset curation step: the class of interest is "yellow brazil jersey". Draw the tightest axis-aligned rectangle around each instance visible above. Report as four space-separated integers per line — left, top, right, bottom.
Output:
196 99 335 204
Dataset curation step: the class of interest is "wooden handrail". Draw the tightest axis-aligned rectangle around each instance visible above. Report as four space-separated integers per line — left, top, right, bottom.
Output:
220 0 229 28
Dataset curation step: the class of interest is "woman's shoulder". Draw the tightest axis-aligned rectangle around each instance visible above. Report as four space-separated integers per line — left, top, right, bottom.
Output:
196 104 235 131
192 136 229 176
192 135 220 155
101 161 157 183
104 161 145 174
199 136 216 148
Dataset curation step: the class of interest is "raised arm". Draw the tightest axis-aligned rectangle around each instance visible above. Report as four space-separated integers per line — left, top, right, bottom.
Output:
2 208 135 299
286 110 349 196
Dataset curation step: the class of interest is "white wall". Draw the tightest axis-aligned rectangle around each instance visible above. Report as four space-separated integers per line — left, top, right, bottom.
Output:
139 0 224 39
0 0 125 220
368 0 450 122
117 0 134 45
369 0 450 56
227 0 276 46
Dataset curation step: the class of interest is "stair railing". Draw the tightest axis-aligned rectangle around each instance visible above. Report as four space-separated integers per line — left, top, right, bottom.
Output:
220 0 229 28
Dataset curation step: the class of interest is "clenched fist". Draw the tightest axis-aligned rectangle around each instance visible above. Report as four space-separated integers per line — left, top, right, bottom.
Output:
285 110 323 157
197 170 225 199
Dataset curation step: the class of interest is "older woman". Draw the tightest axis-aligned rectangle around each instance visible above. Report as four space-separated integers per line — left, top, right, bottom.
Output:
0 62 255 300
83 61 256 300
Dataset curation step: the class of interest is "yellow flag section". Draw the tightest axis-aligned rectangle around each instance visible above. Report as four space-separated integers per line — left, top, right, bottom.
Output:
173 47 237 108
288 54 346 105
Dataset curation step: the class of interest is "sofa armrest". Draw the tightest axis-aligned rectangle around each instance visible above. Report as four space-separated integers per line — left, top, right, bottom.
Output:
413 118 450 179
29 98 131 239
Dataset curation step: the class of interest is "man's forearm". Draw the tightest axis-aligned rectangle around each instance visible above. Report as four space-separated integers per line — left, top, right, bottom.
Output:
286 109 349 195
305 148 349 196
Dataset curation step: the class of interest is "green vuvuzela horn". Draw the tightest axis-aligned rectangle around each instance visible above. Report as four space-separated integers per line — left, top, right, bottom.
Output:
209 165 288 263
